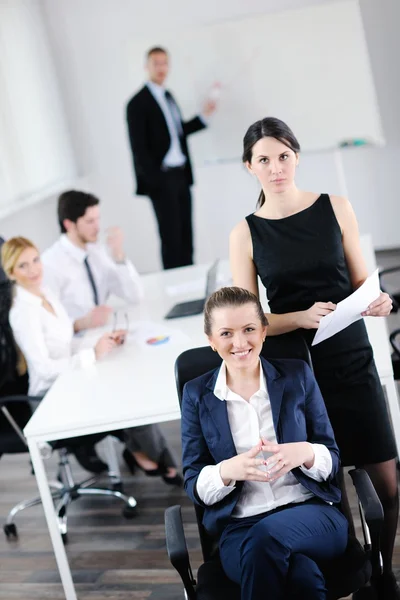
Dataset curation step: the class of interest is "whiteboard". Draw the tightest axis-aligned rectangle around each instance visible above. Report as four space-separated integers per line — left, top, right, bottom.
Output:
127 0 384 164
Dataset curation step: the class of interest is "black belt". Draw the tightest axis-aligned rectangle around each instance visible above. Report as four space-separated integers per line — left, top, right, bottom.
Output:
161 164 186 172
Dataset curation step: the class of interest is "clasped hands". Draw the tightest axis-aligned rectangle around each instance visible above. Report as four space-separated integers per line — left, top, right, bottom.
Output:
220 439 315 487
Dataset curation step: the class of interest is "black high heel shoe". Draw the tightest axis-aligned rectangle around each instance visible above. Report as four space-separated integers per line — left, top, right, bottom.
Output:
373 572 400 600
122 448 164 476
157 452 183 487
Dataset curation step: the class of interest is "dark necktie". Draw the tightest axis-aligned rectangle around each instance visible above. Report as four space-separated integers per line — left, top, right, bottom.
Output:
83 256 99 305
165 91 182 135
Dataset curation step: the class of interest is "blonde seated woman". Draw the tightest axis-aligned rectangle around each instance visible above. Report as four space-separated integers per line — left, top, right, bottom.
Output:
1 237 181 484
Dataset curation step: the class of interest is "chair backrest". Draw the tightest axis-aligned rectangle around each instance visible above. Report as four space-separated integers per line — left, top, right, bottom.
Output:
175 332 312 406
0 236 6 283
0 279 31 455
0 281 25 395
379 267 400 313
175 332 312 561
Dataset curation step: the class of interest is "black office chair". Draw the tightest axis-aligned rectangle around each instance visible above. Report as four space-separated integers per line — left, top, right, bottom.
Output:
0 275 138 541
378 267 400 383
379 266 400 314
388 329 400 380
165 336 384 600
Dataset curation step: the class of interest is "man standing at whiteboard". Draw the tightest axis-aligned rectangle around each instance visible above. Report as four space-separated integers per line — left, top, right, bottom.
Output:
126 46 217 270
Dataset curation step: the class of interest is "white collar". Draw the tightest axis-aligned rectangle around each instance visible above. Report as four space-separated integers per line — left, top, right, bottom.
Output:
147 80 166 97
214 359 267 401
60 234 87 263
14 284 45 306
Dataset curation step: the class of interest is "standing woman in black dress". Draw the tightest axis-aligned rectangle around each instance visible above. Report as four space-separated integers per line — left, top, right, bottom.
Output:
230 117 399 599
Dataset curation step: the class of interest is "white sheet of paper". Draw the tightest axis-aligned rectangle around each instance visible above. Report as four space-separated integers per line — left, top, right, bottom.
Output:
312 269 380 346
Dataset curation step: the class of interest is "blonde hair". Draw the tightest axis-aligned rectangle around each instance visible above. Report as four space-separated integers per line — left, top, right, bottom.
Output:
14 343 27 376
0 237 35 377
1 236 38 280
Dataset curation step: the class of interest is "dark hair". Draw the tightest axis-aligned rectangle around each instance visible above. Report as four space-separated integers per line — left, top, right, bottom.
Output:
146 46 168 59
58 190 100 233
242 117 301 208
204 286 268 336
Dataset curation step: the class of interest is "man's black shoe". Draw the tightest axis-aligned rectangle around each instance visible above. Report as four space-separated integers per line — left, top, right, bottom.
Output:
72 444 108 474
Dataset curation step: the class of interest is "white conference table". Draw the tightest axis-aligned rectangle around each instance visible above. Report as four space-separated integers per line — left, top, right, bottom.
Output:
24 263 214 600
24 260 400 600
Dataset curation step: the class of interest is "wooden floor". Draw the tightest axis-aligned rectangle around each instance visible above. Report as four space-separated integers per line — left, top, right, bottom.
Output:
0 421 398 600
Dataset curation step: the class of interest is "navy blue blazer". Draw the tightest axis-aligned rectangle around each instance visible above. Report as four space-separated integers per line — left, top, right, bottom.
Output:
181 357 341 537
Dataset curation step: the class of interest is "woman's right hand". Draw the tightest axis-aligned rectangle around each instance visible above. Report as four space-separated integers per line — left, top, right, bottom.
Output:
94 330 126 360
296 302 336 329
219 442 267 485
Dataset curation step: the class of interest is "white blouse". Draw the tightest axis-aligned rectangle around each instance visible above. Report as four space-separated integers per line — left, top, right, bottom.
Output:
9 285 95 397
196 361 333 518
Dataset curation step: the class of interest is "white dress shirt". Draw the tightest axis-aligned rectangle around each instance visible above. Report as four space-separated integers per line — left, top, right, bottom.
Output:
147 81 187 168
196 361 333 518
9 286 96 397
42 235 143 321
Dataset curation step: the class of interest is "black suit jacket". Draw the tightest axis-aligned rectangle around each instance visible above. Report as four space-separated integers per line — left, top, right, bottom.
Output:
126 85 206 196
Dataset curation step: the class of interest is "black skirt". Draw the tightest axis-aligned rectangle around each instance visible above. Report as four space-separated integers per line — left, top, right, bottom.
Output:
303 320 397 466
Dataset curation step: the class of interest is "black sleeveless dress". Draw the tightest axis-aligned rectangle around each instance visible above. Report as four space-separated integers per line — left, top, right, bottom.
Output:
246 193 397 466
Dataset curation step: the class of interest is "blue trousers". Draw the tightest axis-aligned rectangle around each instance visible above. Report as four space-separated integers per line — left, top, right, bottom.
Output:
219 499 348 600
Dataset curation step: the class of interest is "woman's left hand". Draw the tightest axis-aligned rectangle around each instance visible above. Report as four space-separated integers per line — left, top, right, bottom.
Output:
361 291 393 317
261 440 315 482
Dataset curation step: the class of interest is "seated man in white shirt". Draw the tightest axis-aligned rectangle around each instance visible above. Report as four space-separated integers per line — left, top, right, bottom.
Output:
42 190 143 329
40 192 181 484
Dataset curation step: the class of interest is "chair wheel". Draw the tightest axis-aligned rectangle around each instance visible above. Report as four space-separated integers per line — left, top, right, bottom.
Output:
61 532 68 545
4 523 18 539
122 505 138 519
111 482 124 493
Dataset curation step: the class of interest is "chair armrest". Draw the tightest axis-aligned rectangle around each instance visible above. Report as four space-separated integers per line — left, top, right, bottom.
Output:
389 329 400 358
0 395 41 406
379 266 400 277
349 468 384 535
165 505 196 600
349 468 383 578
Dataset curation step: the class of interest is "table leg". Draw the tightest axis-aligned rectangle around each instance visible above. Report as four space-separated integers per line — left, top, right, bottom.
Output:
383 376 400 458
28 439 77 600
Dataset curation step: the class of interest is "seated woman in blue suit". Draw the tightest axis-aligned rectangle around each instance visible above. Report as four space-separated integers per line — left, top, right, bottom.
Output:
181 286 349 600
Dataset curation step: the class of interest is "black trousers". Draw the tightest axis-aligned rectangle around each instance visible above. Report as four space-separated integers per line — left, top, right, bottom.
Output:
149 169 193 270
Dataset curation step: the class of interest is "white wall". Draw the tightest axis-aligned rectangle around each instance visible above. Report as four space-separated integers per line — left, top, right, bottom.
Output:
1 0 399 270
